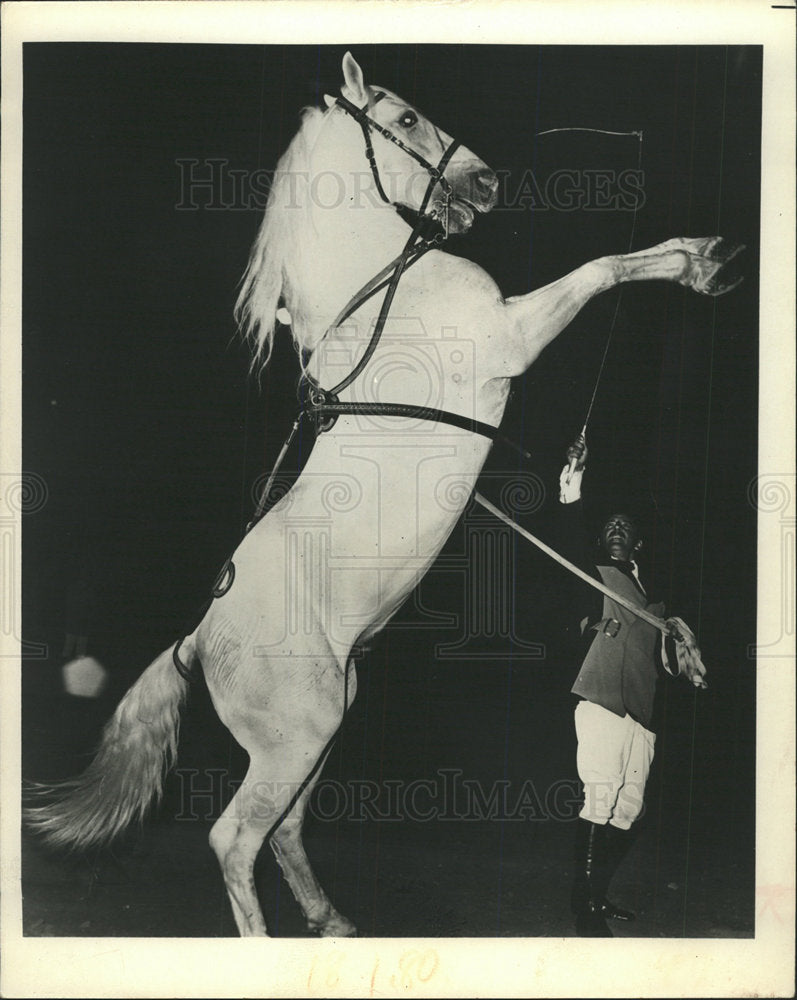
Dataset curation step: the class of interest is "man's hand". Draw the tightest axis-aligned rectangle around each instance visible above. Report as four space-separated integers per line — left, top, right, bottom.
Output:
560 433 587 503
666 616 708 689
566 433 588 472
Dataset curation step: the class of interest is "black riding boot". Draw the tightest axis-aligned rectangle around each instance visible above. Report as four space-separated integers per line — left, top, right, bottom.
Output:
571 818 612 937
599 824 636 922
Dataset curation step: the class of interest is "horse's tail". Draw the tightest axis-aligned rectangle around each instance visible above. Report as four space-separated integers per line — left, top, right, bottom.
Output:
24 642 195 851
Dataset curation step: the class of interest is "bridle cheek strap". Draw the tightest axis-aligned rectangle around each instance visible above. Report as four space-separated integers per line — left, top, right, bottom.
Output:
339 91 392 203
335 92 460 226
419 137 460 233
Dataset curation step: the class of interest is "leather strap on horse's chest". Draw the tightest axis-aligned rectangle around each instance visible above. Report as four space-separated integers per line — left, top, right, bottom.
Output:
307 402 532 458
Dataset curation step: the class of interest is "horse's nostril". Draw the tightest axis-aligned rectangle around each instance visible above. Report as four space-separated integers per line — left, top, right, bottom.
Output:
477 169 499 195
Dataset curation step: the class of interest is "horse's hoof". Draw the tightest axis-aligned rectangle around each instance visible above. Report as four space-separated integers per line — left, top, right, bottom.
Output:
690 241 747 296
705 247 746 296
706 274 745 297
312 914 358 937
711 238 746 264
319 924 357 938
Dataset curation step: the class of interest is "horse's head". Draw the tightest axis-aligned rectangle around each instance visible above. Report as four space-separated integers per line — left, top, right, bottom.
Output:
326 52 498 236
237 52 501 368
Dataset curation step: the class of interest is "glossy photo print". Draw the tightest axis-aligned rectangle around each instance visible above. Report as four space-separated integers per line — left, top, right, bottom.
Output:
2 4 794 998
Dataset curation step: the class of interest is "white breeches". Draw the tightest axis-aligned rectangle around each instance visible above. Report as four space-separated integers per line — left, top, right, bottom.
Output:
574 699 656 830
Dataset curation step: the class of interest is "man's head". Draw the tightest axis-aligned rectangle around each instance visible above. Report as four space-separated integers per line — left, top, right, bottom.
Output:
600 512 643 563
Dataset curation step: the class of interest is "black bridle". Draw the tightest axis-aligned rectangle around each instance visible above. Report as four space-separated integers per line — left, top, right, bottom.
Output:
246 88 528 528
334 90 460 235
306 91 462 405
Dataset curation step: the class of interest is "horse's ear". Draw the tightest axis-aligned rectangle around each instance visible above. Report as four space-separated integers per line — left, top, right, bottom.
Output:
341 51 367 105
323 94 336 109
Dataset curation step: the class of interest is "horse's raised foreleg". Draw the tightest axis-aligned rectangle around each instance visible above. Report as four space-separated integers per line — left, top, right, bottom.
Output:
501 236 744 374
270 746 357 937
612 236 744 297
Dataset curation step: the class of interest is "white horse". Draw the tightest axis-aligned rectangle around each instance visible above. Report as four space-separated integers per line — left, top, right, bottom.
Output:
26 52 743 937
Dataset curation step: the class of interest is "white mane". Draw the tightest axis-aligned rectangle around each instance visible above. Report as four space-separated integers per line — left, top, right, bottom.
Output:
235 106 328 370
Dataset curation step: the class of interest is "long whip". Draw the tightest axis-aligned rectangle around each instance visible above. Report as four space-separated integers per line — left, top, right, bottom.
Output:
535 128 644 482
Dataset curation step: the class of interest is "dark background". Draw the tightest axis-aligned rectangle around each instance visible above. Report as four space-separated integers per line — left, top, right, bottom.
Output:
21 43 760 937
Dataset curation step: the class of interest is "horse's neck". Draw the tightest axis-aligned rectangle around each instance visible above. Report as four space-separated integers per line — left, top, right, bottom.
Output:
304 211 408 323
290 140 415 345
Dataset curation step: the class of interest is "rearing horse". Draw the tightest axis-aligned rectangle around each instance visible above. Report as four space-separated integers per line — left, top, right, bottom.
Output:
26 52 743 937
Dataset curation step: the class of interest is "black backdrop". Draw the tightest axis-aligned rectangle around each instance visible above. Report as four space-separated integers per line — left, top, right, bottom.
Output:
21 43 761 936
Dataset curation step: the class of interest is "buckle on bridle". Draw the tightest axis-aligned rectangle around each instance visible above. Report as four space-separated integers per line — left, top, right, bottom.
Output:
306 383 340 434
429 181 453 241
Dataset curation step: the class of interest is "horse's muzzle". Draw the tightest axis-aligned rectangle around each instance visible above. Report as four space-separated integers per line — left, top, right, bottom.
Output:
454 163 498 213
472 167 499 210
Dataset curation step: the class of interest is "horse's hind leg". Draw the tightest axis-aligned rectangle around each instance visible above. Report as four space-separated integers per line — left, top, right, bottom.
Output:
207 743 329 937
207 659 355 937
209 746 355 937
208 762 275 936
270 748 357 937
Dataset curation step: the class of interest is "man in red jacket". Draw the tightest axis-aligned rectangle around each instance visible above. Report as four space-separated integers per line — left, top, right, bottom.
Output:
559 437 707 937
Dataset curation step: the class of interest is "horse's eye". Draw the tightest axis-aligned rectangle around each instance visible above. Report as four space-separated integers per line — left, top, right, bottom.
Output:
399 110 418 129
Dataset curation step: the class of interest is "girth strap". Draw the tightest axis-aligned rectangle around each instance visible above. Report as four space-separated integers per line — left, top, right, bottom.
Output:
308 402 532 459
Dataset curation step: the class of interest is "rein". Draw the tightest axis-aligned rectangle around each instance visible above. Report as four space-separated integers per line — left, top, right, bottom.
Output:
473 491 684 641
